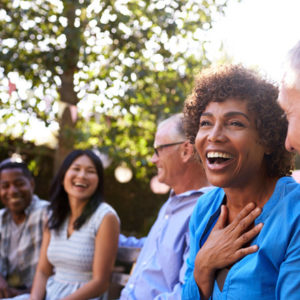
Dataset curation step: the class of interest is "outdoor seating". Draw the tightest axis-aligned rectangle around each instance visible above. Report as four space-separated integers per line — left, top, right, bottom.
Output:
107 246 141 300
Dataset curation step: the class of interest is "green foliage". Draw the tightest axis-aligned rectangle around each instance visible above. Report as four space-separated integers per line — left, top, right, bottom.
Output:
0 0 233 177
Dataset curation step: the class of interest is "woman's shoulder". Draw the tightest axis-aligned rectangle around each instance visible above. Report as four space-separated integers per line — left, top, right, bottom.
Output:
95 202 119 217
90 202 120 231
191 187 224 224
276 176 300 200
195 187 224 210
268 176 300 222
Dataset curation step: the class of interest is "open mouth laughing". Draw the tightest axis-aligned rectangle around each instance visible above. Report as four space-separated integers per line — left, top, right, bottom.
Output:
73 182 88 188
206 151 233 165
9 197 23 204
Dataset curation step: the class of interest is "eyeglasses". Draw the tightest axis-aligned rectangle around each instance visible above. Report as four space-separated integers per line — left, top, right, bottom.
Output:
154 141 185 157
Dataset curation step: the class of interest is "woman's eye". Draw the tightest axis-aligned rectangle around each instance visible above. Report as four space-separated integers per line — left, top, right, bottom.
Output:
229 121 245 127
199 120 211 127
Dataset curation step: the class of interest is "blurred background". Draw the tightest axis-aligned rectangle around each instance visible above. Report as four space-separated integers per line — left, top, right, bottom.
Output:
1 0 299 236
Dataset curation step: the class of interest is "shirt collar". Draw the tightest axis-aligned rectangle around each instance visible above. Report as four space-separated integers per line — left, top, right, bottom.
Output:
24 195 37 216
170 186 214 198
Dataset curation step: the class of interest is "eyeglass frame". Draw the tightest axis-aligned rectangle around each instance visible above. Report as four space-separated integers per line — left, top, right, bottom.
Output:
154 141 186 157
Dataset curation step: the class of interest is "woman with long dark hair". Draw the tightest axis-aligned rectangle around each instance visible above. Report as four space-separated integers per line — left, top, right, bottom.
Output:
11 149 119 300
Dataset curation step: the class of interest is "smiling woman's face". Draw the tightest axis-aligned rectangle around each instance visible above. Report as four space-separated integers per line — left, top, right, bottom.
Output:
63 155 99 202
195 98 267 188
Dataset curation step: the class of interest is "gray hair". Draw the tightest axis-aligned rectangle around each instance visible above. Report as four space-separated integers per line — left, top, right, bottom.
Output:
282 40 300 91
157 113 201 162
157 113 186 141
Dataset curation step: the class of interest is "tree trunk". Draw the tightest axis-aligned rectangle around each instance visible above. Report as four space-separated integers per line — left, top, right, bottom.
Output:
54 1 80 172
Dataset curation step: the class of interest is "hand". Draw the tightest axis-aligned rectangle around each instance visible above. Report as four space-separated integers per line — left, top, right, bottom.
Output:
193 202 263 299
0 275 9 298
197 202 263 271
0 276 13 298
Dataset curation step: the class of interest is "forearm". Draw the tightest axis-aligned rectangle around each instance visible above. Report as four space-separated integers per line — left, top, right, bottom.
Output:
193 265 215 300
192 247 216 300
62 278 108 300
29 270 49 300
118 233 146 248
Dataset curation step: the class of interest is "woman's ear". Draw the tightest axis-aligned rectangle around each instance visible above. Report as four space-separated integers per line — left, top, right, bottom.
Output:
264 144 272 156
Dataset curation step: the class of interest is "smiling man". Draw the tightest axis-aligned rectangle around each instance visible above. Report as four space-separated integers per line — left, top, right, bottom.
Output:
278 40 300 153
119 113 212 300
0 161 48 298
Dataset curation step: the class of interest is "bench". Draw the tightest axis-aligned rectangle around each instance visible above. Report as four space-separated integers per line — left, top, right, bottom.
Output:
107 246 141 300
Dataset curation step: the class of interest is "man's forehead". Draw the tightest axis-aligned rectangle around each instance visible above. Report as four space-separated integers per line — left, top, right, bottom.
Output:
154 130 173 147
0 168 27 179
278 86 288 108
279 85 300 107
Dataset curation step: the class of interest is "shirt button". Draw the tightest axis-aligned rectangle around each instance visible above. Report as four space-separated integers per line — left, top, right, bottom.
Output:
165 214 169 219
129 284 134 289
142 261 147 266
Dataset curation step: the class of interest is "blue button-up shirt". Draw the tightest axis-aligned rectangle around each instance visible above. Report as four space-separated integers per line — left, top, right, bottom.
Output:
120 187 213 300
182 176 300 300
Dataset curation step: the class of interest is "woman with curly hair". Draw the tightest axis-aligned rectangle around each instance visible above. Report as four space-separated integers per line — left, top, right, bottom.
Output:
182 65 300 299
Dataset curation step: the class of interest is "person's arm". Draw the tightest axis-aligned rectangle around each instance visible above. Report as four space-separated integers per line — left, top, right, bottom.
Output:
0 273 13 298
61 213 120 300
0 280 31 298
151 232 191 300
182 204 203 300
30 227 54 300
118 233 146 248
276 217 300 299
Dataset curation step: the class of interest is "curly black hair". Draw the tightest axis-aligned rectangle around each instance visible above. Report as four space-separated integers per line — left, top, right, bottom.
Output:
183 64 294 178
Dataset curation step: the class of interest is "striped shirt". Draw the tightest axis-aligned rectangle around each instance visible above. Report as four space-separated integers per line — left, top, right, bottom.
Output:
0 195 48 289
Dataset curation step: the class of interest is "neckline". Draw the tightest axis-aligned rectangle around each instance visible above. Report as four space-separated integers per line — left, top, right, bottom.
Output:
211 176 290 294
64 216 75 239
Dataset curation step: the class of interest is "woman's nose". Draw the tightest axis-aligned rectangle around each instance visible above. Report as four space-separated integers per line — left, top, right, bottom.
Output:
208 124 225 143
77 169 86 177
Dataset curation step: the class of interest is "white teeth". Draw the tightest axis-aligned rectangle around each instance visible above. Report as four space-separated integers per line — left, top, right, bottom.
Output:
10 198 21 202
74 182 87 188
207 152 233 159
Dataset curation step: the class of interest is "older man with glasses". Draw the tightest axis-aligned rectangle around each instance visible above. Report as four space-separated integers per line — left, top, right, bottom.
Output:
119 113 212 300
278 40 300 154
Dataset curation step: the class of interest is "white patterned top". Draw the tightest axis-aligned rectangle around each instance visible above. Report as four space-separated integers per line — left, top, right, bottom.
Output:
45 202 119 300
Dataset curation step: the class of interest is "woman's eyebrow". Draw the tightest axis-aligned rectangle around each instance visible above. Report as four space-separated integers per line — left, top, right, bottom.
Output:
201 112 212 117
224 111 250 120
201 111 250 121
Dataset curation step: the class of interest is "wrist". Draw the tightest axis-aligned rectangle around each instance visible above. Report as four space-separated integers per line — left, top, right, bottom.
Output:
194 250 216 284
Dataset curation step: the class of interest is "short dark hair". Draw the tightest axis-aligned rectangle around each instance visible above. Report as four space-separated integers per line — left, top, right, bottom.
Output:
184 64 294 178
0 161 33 179
48 149 104 230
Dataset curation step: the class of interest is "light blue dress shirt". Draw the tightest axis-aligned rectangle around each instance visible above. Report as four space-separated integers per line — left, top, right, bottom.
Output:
182 176 300 300
120 187 213 300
